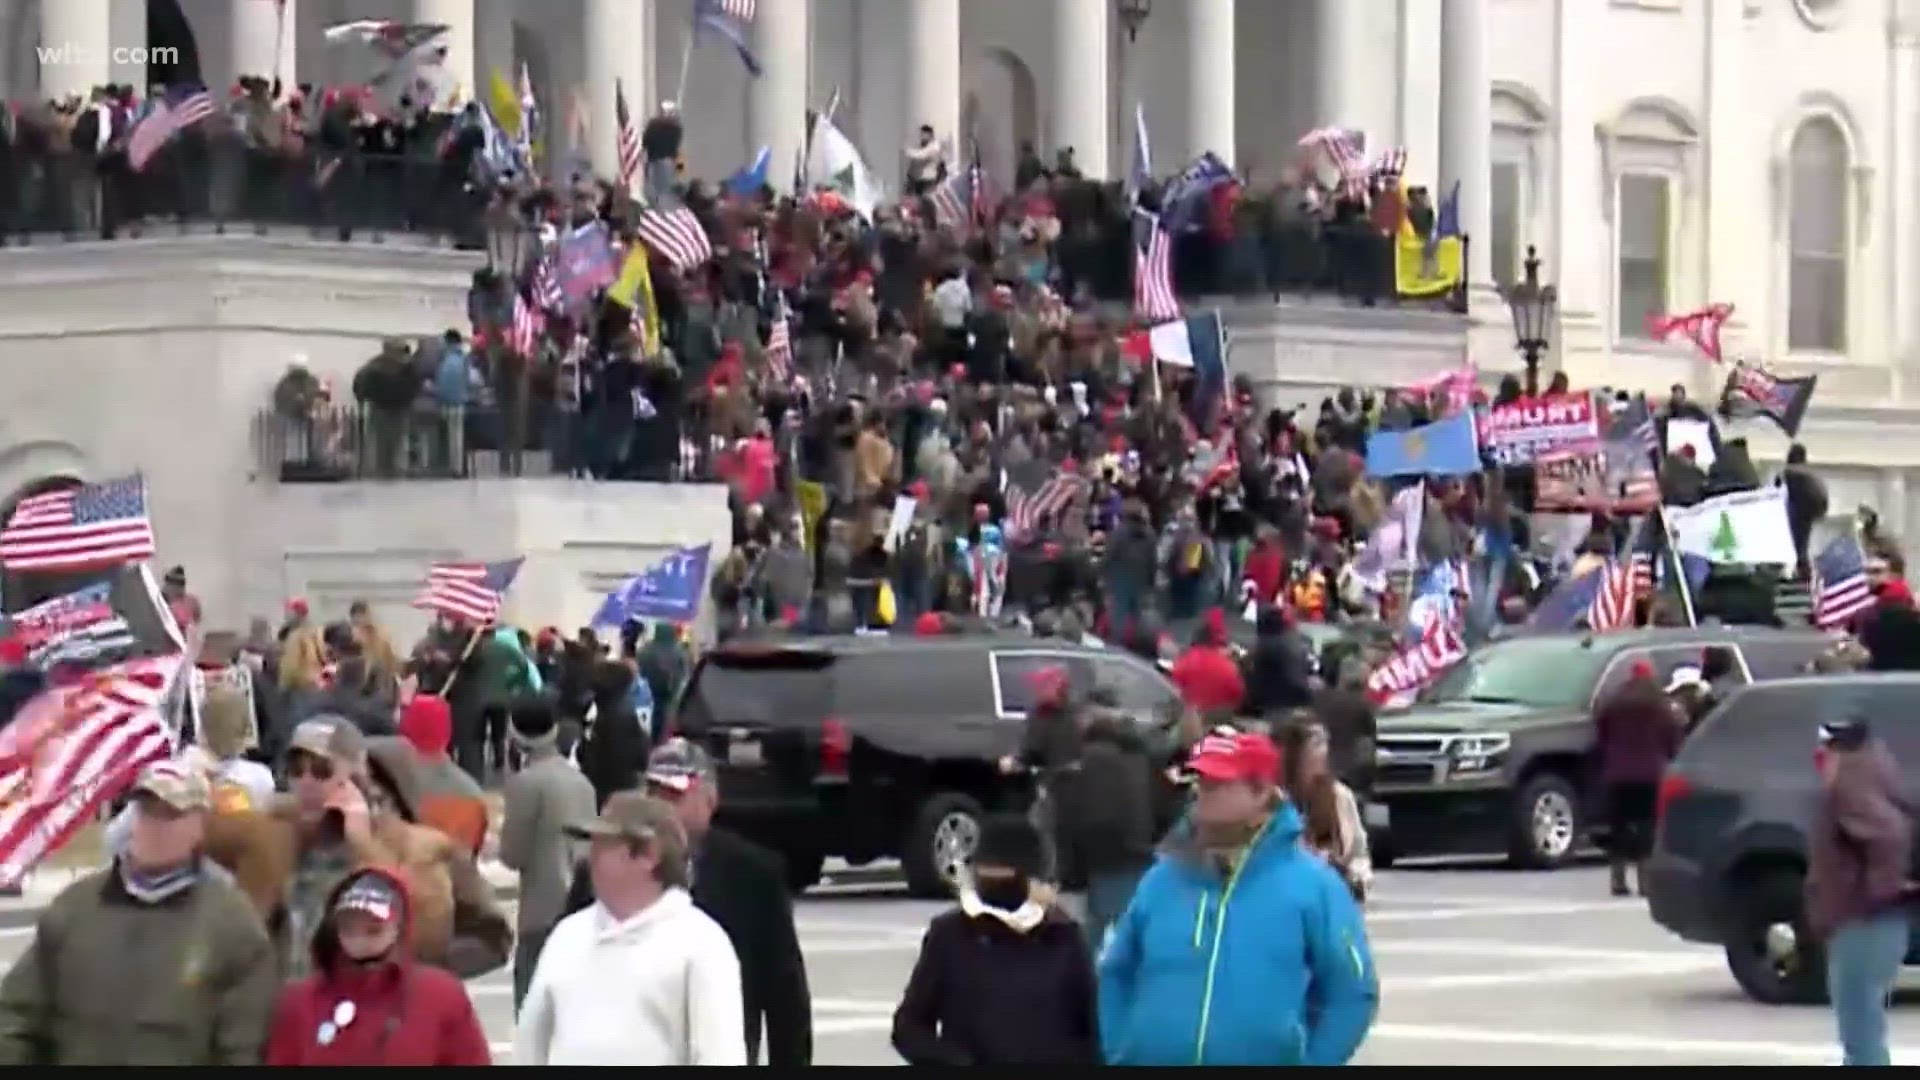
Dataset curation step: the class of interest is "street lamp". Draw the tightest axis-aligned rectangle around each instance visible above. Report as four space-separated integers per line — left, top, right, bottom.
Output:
1501 245 1558 396
1117 0 1152 42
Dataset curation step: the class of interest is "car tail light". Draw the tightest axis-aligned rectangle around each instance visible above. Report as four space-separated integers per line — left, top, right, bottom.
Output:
1655 770 1691 824
819 717 852 780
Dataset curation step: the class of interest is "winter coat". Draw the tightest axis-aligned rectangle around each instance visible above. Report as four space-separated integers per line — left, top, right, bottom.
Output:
263 868 491 1066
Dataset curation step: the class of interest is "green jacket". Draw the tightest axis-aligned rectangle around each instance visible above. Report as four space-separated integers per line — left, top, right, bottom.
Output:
0 865 278 1065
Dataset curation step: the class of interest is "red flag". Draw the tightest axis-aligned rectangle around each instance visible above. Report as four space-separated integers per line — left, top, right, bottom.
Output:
1645 303 1733 364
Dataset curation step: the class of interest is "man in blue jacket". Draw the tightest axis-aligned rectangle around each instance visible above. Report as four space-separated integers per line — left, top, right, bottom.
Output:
1097 728 1378 1065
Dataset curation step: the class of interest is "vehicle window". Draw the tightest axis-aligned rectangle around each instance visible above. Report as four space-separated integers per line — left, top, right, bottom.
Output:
679 652 835 732
1593 645 1725 705
1689 684 1827 755
992 653 1091 715
1092 658 1181 714
1419 637 1610 711
1737 638 1830 681
834 652 987 718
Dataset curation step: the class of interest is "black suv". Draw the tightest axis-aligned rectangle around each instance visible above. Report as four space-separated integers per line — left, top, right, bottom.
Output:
673 634 1186 897
1372 626 1829 868
1647 673 1920 1004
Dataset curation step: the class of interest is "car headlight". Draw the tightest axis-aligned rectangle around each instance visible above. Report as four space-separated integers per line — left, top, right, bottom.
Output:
1448 733 1510 773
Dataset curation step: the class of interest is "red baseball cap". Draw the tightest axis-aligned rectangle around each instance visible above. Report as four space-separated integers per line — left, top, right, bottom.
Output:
1187 730 1282 785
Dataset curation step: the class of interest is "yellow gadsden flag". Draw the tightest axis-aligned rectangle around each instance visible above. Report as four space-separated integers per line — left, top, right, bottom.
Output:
485 68 519 139
1393 180 1462 298
607 245 662 358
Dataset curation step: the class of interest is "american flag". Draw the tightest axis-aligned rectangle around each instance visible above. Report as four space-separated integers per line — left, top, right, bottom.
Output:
636 207 714 271
614 79 641 193
929 161 977 230
531 254 564 311
1006 473 1089 542
1812 534 1876 630
1631 550 1656 601
127 89 214 171
412 557 524 625
4 583 136 672
0 654 184 886
508 292 544 356
0 476 156 573
1131 208 1179 322
1586 560 1638 633
711 0 755 19
764 293 793 382
1298 126 1368 198
1370 146 1408 182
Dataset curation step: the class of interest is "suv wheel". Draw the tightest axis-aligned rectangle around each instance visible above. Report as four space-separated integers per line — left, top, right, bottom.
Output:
903 792 986 898
1725 867 1827 1005
1507 773 1581 869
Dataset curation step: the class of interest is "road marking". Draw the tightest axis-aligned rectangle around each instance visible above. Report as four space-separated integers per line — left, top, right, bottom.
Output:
1368 900 1642 924
1367 1022 1920 1064
1372 938 1710 962
1389 954 1722 990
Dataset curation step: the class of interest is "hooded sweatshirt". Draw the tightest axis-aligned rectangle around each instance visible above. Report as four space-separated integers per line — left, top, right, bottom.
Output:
263 867 492 1066
394 696 489 855
1097 803 1377 1065
516 887 746 1066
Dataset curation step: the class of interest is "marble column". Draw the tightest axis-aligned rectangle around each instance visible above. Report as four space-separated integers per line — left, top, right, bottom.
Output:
37 0 111 99
227 0 292 87
109 0 148 91
1314 0 1363 127
411 0 475 109
750 0 809 195
1048 0 1108 178
582 0 646 181
1181 0 1235 166
904 0 961 149
1438 0 1492 287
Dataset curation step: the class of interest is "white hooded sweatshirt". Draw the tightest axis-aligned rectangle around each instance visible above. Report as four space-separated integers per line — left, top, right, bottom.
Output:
515 887 746 1066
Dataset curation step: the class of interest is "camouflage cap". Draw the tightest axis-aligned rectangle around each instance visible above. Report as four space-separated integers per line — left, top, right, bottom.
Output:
565 790 686 848
288 716 367 767
132 759 213 813
644 737 717 793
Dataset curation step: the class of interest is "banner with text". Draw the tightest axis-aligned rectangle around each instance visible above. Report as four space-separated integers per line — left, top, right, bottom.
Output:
1480 393 1601 466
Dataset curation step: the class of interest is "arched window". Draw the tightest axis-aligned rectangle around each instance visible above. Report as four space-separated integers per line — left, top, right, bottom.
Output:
1786 117 1850 352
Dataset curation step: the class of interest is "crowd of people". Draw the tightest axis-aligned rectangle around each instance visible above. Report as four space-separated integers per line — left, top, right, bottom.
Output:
0 70 1916 1067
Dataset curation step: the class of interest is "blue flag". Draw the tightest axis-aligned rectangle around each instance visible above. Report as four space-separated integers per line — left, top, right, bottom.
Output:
1365 412 1482 478
591 543 713 627
1161 151 1233 234
725 145 771 197
693 0 762 77
1527 564 1608 632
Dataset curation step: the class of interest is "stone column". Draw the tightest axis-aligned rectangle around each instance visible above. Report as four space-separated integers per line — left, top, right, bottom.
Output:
38 0 111 99
1181 0 1235 166
582 0 648 181
109 0 148 91
1314 0 1362 126
750 0 809 195
228 0 291 86
904 0 961 151
1438 0 1492 287
411 0 475 109
1048 0 1108 178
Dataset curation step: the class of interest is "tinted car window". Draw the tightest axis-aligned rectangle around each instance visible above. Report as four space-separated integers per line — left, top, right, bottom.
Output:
1593 645 1724 705
1737 638 1830 680
1691 683 1831 755
1421 637 1609 711
679 652 835 731
1092 657 1181 713
992 653 1092 715
835 651 989 717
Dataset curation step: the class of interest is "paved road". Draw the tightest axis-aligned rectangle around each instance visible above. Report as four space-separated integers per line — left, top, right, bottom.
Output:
1 862 1915 1064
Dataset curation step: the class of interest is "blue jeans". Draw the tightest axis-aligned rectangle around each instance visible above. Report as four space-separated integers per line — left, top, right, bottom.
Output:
1827 912 1909 1066
1084 866 1145 953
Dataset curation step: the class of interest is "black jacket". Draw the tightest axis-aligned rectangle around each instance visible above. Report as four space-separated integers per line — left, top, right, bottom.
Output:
1247 610 1314 716
566 827 813 1066
891 906 1098 1065
1054 716 1157 885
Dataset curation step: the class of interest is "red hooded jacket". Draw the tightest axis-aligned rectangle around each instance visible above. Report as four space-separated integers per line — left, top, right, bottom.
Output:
1168 610 1246 716
264 867 492 1067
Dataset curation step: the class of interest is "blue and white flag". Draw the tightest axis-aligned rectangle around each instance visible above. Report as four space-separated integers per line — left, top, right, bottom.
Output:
591 543 713 627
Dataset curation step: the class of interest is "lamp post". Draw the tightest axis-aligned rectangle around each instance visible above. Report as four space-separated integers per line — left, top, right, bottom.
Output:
1501 245 1558 397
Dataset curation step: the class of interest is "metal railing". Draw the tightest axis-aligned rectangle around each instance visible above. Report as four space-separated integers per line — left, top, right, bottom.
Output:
0 133 488 246
253 404 723 483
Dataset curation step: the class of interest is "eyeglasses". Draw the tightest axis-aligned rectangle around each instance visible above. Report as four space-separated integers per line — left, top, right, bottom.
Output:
288 753 334 781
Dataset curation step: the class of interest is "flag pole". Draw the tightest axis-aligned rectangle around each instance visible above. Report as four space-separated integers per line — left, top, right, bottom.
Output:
1656 503 1699 628
675 27 695 109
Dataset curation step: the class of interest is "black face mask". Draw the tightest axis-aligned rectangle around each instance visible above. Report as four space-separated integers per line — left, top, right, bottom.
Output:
975 875 1031 912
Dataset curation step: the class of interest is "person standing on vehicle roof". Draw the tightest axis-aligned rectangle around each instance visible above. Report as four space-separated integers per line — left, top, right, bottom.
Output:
1806 718 1916 1068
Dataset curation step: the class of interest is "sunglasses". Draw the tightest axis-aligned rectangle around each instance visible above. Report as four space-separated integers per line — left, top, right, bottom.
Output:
288 752 335 781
